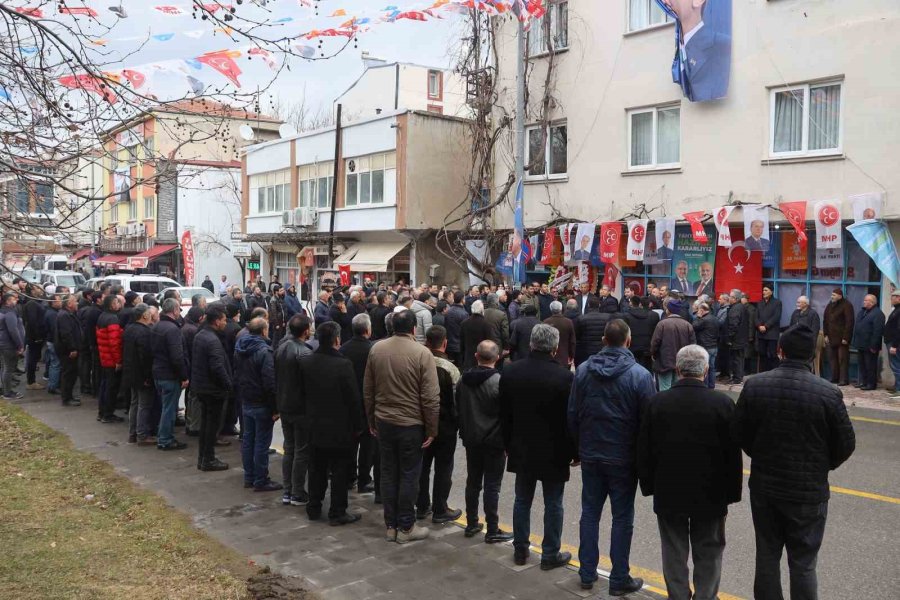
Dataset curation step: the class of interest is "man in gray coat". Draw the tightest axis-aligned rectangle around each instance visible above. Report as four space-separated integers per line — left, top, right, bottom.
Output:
483 293 510 363
650 299 696 391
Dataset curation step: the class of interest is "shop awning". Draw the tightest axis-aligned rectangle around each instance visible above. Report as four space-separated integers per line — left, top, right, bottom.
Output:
68 248 92 263
334 240 409 272
93 254 129 267
126 244 178 269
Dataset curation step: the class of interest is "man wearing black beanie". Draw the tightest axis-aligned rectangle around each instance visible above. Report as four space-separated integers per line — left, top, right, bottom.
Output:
733 324 856 600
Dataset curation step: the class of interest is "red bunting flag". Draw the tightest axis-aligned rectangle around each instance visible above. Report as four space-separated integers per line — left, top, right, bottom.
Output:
14 7 44 17
58 73 119 104
338 264 352 287
540 228 558 266
683 211 709 243
59 6 98 16
121 69 146 90
779 201 808 247
599 222 621 264
196 50 243 87
396 11 428 21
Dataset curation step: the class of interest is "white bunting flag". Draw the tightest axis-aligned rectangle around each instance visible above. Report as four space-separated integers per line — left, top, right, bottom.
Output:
813 199 842 249
714 206 735 247
626 219 649 261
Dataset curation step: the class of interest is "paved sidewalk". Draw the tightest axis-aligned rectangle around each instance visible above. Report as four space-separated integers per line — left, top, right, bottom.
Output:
14 390 662 600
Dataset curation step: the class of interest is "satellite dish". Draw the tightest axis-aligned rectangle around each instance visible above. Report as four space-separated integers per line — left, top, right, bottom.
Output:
238 124 255 141
279 123 298 138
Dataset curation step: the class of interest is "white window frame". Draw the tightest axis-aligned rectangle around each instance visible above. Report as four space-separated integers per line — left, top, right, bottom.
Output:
626 104 681 171
525 121 567 181
128 198 138 221
344 152 396 208
143 195 155 219
250 169 290 215
768 80 843 159
298 162 334 210
626 0 673 34
527 0 569 58
427 70 442 100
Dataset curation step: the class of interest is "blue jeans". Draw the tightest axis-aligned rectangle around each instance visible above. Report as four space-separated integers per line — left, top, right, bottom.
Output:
887 344 900 392
658 370 675 391
45 343 60 392
513 473 565 557
242 403 275 487
705 348 718 389
578 461 638 588
155 379 182 447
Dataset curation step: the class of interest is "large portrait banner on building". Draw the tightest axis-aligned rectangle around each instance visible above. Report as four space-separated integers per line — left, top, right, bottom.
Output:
656 0 733 103
671 229 716 296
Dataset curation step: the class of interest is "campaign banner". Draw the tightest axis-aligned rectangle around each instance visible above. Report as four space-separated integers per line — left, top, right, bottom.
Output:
559 224 573 263
655 218 676 261
626 219 649 261
671 228 716 297
743 204 771 252
540 227 559 266
779 201 808 246
714 205 735 247
849 192 884 222
813 200 842 249
815 247 843 270
180 229 195 286
847 220 900 286
683 211 709 243
714 228 762 301
573 223 596 262
599 222 621 264
781 231 808 271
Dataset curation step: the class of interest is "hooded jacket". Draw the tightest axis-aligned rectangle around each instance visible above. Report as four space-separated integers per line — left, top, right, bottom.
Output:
456 366 502 449
623 307 659 354
0 306 25 352
568 346 656 466
283 292 303 320
410 300 434 343
233 334 276 409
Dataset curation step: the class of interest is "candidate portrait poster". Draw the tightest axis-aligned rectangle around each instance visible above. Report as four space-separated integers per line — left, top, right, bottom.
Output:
743 204 771 252
671 229 716 297
655 218 676 261
849 192 884 222
572 223 596 262
656 0 732 103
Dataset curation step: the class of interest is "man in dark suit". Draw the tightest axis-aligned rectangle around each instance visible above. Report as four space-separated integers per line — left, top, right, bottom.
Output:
508 304 540 361
543 301 576 369
500 324 576 570
670 261 695 296
574 283 598 316
460 300 494 370
744 220 770 252
657 229 675 261
692 262 714 298
669 0 731 102
340 313 377 494
852 294 885 391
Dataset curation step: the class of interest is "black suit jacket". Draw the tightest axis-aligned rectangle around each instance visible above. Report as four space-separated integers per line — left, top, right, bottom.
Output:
300 348 365 448
460 314 493 370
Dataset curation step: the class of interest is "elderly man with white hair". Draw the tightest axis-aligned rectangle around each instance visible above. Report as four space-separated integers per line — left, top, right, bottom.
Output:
543 300 576 368
460 300 493 370
789 296 820 338
638 345 742 600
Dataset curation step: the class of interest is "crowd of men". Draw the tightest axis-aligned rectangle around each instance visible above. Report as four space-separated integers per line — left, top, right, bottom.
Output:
2 273 897 599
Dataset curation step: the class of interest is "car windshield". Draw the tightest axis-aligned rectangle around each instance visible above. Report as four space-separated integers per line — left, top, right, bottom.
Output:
56 274 86 288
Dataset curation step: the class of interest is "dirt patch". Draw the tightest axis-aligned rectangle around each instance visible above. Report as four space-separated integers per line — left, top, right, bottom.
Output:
247 568 315 600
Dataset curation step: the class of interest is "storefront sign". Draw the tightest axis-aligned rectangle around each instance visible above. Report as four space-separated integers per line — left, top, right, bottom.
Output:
128 256 149 270
247 260 260 270
672 229 716 296
231 243 252 258
181 230 195 286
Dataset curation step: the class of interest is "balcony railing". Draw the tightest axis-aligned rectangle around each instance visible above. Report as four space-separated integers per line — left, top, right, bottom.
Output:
98 234 153 253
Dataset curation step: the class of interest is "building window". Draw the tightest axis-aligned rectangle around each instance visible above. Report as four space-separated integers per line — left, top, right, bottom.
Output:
250 169 290 214
143 136 155 157
128 199 138 221
627 0 673 33
144 195 155 219
528 0 568 56
345 152 397 207
526 122 567 179
274 251 299 290
298 162 334 209
628 105 680 169
14 181 29 213
770 81 842 158
427 70 443 100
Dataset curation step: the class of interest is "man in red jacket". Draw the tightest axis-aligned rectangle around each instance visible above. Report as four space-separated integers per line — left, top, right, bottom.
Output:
96 295 124 424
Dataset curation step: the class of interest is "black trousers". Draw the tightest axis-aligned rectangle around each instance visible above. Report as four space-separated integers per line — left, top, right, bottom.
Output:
25 341 44 385
729 348 745 382
79 348 95 394
827 344 850 384
858 349 879 388
750 493 827 600
59 354 78 403
631 349 652 372
197 394 226 464
378 420 424 531
281 414 309 498
219 392 238 435
308 445 353 519
757 338 780 372
464 444 505 531
98 367 121 418
356 430 379 491
717 343 731 378
417 431 457 516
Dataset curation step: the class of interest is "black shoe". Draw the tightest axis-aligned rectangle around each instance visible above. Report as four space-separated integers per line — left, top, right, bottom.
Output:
485 529 514 544
329 512 362 526
838 381 850 386
729 379 743 385
158 441 188 451
175 415 186 426
200 458 229 471
185 429 200 437
127 434 137 444
2 392 24 400
374 494 382 504
432 507 462 523
540 551 571 571
416 508 433 521
290 493 309 506
99 415 124 424
464 523 484 538
610 577 644 596
860 385 877 391
307 509 322 521
513 549 530 566
853 382 865 388
62 399 81 407
358 482 375 494
268 448 277 455
580 578 597 590
829 379 840 384
253 480 283 492
47 388 59 395
243 481 253 489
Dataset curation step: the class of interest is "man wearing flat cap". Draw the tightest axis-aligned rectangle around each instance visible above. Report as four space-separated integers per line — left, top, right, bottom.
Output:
733 324 855 600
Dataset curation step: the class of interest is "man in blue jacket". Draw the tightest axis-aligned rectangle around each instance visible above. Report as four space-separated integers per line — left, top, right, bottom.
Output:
151 298 189 451
568 319 656 595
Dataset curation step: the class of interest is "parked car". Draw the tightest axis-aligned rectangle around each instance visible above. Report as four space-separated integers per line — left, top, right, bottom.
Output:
158 286 216 317
102 275 180 295
84 277 106 291
39 270 87 291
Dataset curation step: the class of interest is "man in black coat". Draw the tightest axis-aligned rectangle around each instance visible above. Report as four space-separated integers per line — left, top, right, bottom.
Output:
789 295 821 338
574 296 618 366
55 294 83 407
23 284 47 389
77 290 102 396
300 321 365 525
368 291 392 341
755 286 783 372
182 306 204 436
733 324 855 600
276 314 314 505
638 345 742 600
508 304 540 361
500 324 575 569
852 294 886 391
218 303 243 437
122 304 155 444
886 289 900 397
191 306 233 471
328 292 353 343
151 298 190 451
444 291 468 366
624 296 659 372
460 301 493 370
726 289 749 384
340 313 377 495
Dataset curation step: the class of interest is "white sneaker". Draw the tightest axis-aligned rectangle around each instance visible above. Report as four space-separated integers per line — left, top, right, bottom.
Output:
385 527 397 542
396 524 430 544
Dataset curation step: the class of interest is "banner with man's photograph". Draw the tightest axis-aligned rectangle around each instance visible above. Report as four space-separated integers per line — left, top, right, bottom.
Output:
671 229 716 297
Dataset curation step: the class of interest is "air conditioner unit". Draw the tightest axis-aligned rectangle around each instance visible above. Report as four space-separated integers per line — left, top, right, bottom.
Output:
165 219 175 233
128 223 137 236
295 207 318 227
137 223 146 236
116 225 127 236
282 209 295 227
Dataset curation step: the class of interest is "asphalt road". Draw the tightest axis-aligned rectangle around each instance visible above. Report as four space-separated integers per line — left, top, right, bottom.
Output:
272 402 900 599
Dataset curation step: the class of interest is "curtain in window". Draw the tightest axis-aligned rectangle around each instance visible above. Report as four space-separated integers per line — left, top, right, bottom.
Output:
631 112 653 166
553 2 568 49
550 125 567 174
656 108 680 164
527 128 546 175
629 0 649 31
773 90 804 153
808 84 840 151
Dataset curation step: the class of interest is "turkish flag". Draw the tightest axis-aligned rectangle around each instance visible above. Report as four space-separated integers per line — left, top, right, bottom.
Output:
683 211 709 243
540 227 559 266
779 201 808 247
599 222 621 264
603 263 620 290
715 228 762 301
196 50 243 88
121 69 147 90
338 264 352 287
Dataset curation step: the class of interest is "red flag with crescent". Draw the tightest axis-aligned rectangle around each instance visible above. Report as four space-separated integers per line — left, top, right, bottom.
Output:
683 211 709 243
196 50 243 88
121 69 147 90
813 200 841 249
779 201 808 247
714 228 762 301
338 264 352 287
599 222 621 264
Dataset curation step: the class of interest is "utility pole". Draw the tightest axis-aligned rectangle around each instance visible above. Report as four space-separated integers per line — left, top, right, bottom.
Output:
327 103 343 261
515 20 526 187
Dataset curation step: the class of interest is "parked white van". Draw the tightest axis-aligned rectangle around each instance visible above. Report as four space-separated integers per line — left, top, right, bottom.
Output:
103 275 180 295
39 270 87 291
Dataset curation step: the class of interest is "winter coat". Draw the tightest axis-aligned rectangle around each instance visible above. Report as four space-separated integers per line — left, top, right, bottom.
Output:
519 293 541 319
23 299 47 344
852 307 886 352
44 308 59 347
340 336 374 398
574 310 617 366
638 379 743 518
283 293 303 320
543 314 576 368
790 308 821 339
246 293 268 313
823 298 854 347
190 326 233 396
410 300 434 343
509 315 540 361
624 308 659 354
151 314 188 382
733 360 856 504
727 301 750 349
181 311 201 366
78 303 102 349
233 334 276 410
201 279 215 293
885 305 900 349
500 351 575 482
568 346 656 466
367 304 391 340
96 311 124 368
0 306 25 352
756 297 783 341
433 352 460 439
329 305 353 343
692 313 720 350
268 297 288 336
314 300 332 328
483 307 510 351
300 347 365 448
460 314 494 370
600 295 620 314
456 366 503 449
650 315 696 373
121 321 153 390
444 304 468 353
507 300 521 323
574 294 597 316
118 305 136 329
275 336 313 417
537 293 555 321
54 310 82 357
